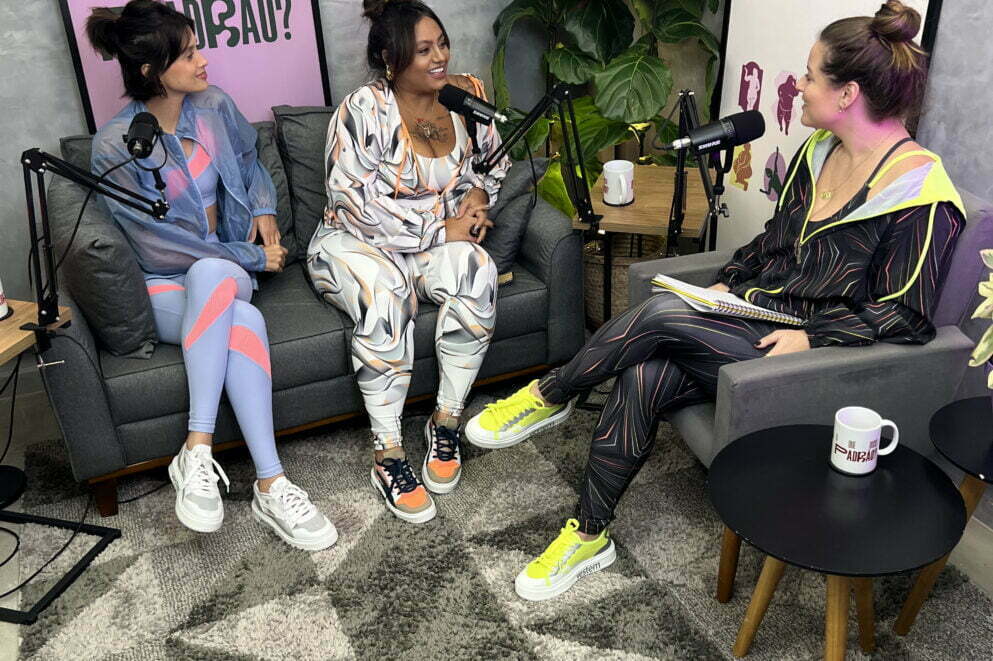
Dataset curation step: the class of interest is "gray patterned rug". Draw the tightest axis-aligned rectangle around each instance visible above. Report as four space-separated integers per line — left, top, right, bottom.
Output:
13 379 993 660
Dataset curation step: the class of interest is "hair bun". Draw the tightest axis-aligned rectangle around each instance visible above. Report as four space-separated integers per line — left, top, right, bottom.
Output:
871 0 921 44
362 0 388 20
85 6 123 58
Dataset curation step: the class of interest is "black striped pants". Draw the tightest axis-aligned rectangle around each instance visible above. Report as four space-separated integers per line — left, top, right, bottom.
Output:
538 291 781 534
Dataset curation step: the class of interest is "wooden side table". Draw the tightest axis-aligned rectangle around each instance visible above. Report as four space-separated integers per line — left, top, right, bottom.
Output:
709 425 966 660
573 164 709 322
0 300 71 366
894 397 993 634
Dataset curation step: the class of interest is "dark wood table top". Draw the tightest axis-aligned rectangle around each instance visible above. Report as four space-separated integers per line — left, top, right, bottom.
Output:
930 397 993 484
709 425 966 576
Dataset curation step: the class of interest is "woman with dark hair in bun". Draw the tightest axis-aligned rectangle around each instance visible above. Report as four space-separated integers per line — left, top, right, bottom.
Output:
307 0 510 523
87 0 336 549
466 0 965 601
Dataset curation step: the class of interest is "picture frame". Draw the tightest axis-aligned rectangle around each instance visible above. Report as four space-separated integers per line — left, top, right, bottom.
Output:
58 0 332 133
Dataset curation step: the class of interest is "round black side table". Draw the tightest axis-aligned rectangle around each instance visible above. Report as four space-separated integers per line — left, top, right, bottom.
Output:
708 425 966 660
894 397 993 635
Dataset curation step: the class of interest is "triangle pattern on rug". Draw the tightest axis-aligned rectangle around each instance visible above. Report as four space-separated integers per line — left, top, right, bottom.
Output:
171 588 356 660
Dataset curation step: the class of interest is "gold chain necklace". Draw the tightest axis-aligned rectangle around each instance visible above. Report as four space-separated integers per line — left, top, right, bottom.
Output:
816 129 900 202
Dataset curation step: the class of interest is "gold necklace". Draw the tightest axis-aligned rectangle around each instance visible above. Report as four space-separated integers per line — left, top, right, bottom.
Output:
817 129 900 202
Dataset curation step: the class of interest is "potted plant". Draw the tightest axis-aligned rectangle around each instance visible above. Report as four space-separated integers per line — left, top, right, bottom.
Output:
968 249 993 391
491 0 721 216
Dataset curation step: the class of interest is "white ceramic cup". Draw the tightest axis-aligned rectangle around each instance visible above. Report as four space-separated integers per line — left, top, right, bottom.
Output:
831 406 899 475
602 160 634 206
0 274 9 321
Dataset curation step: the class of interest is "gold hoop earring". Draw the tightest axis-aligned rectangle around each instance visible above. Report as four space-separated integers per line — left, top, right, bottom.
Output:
385 65 394 82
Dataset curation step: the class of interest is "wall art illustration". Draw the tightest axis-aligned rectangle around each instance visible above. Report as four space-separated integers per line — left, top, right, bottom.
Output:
731 143 753 191
737 61 763 112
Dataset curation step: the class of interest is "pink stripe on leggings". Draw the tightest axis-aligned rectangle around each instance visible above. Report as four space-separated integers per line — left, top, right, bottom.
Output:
147 283 185 296
229 325 271 378
182 277 237 350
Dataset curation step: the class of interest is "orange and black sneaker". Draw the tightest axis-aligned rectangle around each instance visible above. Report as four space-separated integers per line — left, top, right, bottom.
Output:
370 456 436 523
422 419 462 494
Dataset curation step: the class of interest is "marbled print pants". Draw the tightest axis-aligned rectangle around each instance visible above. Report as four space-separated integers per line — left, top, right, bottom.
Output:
308 229 498 450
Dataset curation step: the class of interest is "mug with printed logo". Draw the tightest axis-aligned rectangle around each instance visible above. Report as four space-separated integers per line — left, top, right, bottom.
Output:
0 274 10 322
602 160 634 206
830 406 899 475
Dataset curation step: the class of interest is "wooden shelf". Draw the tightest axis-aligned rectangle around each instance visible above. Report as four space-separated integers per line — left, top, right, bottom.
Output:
573 164 710 237
0 300 72 365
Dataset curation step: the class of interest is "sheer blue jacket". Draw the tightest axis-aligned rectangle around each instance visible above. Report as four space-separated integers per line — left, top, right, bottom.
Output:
91 86 276 278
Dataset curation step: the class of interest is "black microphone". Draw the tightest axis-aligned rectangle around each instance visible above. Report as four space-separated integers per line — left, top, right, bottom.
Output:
123 112 160 159
664 110 764 155
439 84 509 126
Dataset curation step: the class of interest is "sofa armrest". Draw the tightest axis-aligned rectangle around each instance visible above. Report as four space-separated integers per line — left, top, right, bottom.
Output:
40 290 126 481
629 250 735 306
518 198 585 363
711 325 973 465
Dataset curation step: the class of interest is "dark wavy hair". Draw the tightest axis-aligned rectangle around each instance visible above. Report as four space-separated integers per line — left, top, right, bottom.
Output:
819 0 929 121
362 0 449 85
85 0 195 101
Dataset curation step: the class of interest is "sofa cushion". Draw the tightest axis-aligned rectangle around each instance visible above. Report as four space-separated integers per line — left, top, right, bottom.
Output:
47 173 157 357
488 157 548 218
485 194 533 275
253 121 298 262
102 264 350 425
272 105 333 262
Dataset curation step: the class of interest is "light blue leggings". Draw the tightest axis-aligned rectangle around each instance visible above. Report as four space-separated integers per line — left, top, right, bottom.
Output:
146 257 283 479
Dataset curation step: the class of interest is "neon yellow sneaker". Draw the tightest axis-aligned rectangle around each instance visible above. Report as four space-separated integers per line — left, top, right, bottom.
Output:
464 380 573 449
515 518 615 601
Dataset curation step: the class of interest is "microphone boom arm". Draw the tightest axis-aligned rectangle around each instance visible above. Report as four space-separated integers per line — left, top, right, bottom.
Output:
21 147 169 351
474 83 601 231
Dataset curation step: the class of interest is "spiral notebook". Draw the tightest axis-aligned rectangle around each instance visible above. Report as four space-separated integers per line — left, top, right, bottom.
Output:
651 274 806 327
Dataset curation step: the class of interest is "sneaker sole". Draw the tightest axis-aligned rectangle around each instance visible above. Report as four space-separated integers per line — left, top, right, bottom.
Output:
422 419 461 495
168 457 223 534
514 539 616 601
251 499 338 552
465 400 574 449
369 468 437 524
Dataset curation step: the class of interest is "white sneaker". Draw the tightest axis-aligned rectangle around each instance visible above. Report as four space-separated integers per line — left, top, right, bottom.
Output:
252 477 338 551
168 444 229 533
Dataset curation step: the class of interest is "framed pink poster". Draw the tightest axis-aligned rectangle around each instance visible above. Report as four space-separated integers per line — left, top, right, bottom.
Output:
59 0 332 133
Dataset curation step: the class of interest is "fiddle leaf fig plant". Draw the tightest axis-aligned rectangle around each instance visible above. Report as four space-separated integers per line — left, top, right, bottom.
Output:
968 249 993 389
491 0 721 215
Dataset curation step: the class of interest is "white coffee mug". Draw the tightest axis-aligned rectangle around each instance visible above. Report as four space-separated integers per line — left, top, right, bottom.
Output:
602 160 634 206
831 406 899 475
0 274 9 321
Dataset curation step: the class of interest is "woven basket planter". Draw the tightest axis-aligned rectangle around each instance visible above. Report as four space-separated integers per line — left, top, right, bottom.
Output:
583 234 665 326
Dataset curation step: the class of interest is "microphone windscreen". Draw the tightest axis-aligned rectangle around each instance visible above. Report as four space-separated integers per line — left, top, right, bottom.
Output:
438 84 468 111
729 110 764 144
132 112 159 128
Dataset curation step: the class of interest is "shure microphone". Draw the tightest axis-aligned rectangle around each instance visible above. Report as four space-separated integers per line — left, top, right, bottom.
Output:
439 84 509 125
123 112 160 159
664 110 764 155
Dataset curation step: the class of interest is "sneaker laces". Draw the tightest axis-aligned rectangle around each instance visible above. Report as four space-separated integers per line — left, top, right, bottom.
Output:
432 425 460 462
183 448 230 496
273 481 316 528
380 458 420 495
485 390 541 415
533 519 581 574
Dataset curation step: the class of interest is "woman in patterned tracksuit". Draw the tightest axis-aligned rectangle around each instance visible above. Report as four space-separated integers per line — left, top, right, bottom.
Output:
307 0 509 523
465 1 967 601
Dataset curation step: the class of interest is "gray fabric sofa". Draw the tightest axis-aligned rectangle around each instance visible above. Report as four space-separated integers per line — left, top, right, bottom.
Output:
627 189 991 471
40 110 585 516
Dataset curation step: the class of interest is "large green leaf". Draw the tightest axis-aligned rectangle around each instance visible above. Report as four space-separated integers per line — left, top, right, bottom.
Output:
497 108 551 161
672 0 705 20
553 96 631 161
538 158 604 218
563 0 634 64
538 161 575 217
631 0 655 31
546 46 601 85
708 0 720 14
491 0 542 109
592 50 673 123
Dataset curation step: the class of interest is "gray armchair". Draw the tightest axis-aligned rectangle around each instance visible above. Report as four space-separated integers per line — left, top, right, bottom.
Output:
628 190 993 469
